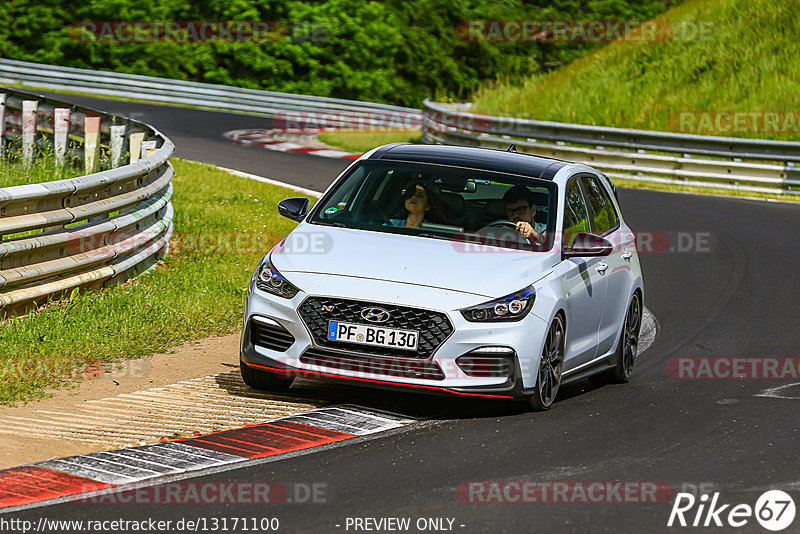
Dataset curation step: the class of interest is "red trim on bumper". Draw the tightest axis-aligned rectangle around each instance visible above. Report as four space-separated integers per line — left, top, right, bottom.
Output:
247 362 515 399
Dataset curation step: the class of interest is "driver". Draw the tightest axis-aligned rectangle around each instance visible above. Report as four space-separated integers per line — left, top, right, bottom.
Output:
503 185 547 242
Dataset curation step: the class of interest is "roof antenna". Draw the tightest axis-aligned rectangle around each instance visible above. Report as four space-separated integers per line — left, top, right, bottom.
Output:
506 144 517 153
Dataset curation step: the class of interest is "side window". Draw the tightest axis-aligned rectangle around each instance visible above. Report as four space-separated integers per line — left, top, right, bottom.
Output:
581 176 618 235
562 180 591 246
597 178 619 229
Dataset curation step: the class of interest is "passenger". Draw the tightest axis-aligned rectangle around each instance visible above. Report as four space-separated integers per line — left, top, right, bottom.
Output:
390 182 449 228
503 185 547 242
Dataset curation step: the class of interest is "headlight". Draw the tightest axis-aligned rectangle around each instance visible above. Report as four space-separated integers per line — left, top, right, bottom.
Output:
460 285 535 322
254 257 300 299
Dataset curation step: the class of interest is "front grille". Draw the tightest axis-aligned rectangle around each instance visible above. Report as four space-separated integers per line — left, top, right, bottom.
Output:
300 347 445 381
250 317 295 352
456 354 514 378
298 297 453 359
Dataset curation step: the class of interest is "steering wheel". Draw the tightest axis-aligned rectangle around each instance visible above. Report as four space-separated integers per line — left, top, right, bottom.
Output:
481 219 519 230
361 202 391 225
479 219 546 249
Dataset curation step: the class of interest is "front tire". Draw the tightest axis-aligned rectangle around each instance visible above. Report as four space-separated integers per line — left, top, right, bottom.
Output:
240 361 294 392
528 314 565 411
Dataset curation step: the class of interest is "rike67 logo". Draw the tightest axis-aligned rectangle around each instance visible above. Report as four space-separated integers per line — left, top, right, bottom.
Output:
668 490 796 531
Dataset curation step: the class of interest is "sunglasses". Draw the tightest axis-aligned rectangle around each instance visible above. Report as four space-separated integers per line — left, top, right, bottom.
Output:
506 204 531 217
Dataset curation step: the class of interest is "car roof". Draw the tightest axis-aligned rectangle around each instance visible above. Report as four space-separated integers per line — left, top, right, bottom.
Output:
367 143 569 180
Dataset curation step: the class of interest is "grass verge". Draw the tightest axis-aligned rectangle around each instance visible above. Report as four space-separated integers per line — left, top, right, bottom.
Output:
0 149 82 188
471 0 800 142
0 158 311 405
317 129 421 154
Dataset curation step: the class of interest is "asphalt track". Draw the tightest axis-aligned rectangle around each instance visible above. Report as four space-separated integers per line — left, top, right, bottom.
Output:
33 91 353 189
8 94 800 533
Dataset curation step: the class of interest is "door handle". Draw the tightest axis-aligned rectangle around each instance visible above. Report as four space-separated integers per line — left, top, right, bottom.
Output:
596 262 608 274
621 251 633 262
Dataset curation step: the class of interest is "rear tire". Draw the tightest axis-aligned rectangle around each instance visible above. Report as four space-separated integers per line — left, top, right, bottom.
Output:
528 314 565 411
240 361 294 392
591 292 642 384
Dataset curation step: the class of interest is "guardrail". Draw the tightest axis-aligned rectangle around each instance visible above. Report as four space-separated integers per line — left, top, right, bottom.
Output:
422 99 800 195
0 87 174 313
0 58 422 130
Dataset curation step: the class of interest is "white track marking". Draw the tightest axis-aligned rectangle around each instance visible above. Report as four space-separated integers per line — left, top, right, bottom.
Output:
640 307 658 355
216 165 322 197
755 382 800 400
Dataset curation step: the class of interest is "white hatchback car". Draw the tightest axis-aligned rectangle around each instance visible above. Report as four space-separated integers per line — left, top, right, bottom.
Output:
240 144 644 410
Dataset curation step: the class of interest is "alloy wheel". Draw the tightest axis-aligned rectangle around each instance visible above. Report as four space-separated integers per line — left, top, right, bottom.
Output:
621 294 641 379
531 315 565 410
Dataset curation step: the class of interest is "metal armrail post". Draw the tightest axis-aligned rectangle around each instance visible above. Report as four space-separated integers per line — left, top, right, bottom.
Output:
22 100 37 164
84 116 100 175
109 125 126 168
0 94 5 155
54 108 70 170
0 88 176 313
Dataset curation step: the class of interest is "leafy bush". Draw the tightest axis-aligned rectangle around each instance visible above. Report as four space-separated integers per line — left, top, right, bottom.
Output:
471 0 800 140
1 0 677 107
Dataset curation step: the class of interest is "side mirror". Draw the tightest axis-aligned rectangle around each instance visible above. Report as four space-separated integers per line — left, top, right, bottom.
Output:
278 197 309 222
563 232 613 257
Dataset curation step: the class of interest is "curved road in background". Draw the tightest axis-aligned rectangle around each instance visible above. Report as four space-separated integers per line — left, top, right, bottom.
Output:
12 94 800 532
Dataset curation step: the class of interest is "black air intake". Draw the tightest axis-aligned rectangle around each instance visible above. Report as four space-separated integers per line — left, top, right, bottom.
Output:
250 316 295 352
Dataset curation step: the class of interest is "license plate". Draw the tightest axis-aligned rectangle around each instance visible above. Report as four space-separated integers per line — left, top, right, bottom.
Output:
327 321 419 351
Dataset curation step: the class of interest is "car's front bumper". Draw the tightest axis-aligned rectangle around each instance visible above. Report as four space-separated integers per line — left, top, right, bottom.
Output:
240 280 549 399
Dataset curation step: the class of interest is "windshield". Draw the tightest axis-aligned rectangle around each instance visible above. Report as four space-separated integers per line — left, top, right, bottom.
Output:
309 160 557 252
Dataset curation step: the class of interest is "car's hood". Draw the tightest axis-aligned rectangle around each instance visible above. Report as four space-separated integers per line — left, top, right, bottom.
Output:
271 224 557 298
